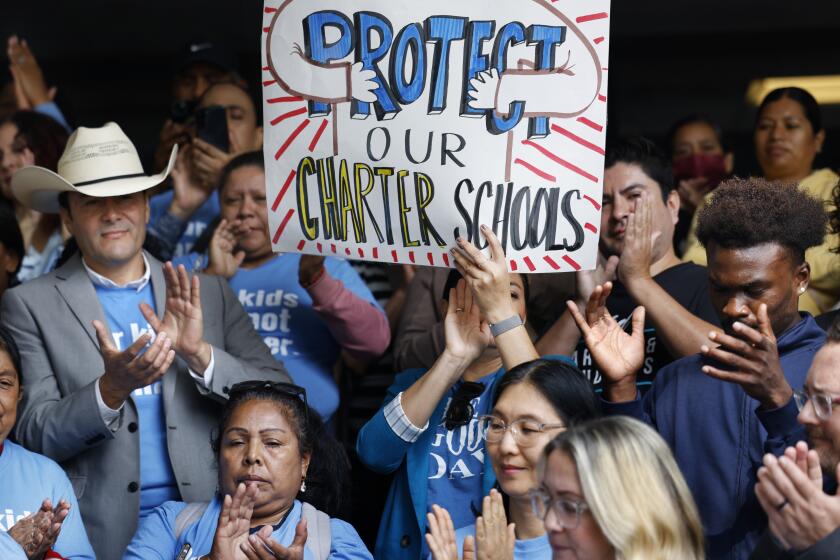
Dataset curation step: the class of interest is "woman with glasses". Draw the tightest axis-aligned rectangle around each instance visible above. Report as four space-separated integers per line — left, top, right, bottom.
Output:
425 358 600 559
535 416 704 560
358 227 562 559
125 380 371 559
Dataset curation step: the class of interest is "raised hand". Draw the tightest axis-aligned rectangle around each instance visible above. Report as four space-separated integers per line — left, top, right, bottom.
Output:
140 262 211 373
567 282 645 401
241 519 307 560
208 483 258 560
7 35 55 108
425 504 460 560
94 319 175 409
192 138 233 189
700 303 791 409
8 498 70 560
206 219 245 279
574 251 619 306
755 443 840 551
168 144 212 220
444 279 491 366
617 192 660 285
298 255 326 287
450 225 514 324
475 489 515 560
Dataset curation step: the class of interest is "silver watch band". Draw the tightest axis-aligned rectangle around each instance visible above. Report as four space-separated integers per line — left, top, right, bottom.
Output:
489 315 523 337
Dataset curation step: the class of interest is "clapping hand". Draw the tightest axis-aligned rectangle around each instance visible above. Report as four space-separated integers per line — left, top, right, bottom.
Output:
700 303 791 409
473 489 515 560
450 225 514 325
208 483 257 560
756 442 840 551
443 279 491 367
617 192 661 285
426 504 460 560
8 498 70 560
206 219 246 279
567 282 645 401
7 35 55 109
241 520 307 560
169 144 212 220
140 262 211 373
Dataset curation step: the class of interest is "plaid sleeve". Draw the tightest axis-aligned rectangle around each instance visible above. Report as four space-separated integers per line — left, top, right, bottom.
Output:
384 391 429 443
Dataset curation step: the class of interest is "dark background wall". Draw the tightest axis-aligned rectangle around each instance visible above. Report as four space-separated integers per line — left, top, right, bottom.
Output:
3 1 840 175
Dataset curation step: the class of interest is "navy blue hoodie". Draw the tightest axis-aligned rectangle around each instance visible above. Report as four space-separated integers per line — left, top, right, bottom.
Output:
603 314 825 560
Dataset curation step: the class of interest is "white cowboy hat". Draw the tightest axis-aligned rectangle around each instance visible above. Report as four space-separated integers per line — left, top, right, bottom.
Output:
11 121 177 213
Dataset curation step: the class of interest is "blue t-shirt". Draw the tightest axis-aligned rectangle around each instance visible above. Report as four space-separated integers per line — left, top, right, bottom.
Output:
426 375 496 532
125 497 372 560
0 441 95 559
175 253 381 422
93 282 179 517
450 524 550 559
149 191 220 257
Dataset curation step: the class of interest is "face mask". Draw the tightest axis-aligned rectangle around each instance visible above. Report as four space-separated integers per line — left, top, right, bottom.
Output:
672 153 728 187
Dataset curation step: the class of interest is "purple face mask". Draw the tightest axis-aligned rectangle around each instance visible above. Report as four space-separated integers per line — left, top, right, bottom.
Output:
673 153 728 187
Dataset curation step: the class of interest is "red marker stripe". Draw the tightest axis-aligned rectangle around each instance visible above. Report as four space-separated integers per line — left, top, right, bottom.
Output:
602 67 609 71
597 94 607 102
331 244 336 253
514 158 556 182
523 256 536 271
274 120 310 160
317 242 323 253
262 66 271 71
510 259 518 271
427 252 434 265
522 140 599 183
263 26 270 33
264 6 277 12
358 248 365 258
577 117 603 132
550 125 605 155
345 248 351 256
308 119 329 152
584 222 598 233
267 96 304 104
442 253 450 267
391 250 399 262
583 194 601 210
270 107 307 126
543 256 561 270
576 12 608 23
271 170 296 212
296 240 305 251
562 255 582 270
262 79 277 87
593 37 605 44
408 251 415 264
272 209 295 243
373 247 379 259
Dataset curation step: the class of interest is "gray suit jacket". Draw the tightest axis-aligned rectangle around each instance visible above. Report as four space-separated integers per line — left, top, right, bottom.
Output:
0 253 289 560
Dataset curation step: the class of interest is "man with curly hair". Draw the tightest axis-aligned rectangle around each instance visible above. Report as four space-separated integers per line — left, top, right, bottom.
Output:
576 178 828 560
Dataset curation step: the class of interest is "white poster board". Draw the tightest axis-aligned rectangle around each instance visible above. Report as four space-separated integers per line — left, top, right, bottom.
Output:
262 0 610 272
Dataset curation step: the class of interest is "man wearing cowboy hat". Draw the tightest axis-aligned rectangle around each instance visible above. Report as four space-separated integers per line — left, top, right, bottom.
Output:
1 122 288 559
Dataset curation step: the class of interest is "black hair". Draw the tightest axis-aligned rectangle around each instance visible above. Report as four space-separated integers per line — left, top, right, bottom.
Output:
0 111 69 172
0 325 22 383
667 113 730 154
492 358 601 425
696 177 827 264
756 87 823 134
441 268 530 307
211 382 351 517
604 136 673 201
0 201 23 275
827 315 840 344
828 180 840 255
199 81 263 126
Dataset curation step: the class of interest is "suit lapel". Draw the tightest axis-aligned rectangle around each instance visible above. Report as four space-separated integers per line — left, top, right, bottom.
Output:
54 254 107 349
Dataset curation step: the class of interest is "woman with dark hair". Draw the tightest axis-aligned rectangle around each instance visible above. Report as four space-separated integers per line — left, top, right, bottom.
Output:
426 358 600 559
0 202 24 305
0 110 68 281
683 87 840 315
124 380 371 559
0 325 95 559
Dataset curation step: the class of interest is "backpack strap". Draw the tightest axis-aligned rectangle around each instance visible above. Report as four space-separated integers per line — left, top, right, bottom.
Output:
174 502 210 541
300 502 332 560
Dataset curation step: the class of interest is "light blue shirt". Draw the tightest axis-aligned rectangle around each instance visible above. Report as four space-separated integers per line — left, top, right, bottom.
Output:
450 523 551 559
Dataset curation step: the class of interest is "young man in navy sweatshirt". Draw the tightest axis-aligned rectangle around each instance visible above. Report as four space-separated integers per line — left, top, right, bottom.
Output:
570 178 828 560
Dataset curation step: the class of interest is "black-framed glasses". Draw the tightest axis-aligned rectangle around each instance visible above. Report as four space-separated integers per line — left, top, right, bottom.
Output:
794 389 840 420
529 488 588 528
479 415 565 447
443 381 485 430
228 381 308 418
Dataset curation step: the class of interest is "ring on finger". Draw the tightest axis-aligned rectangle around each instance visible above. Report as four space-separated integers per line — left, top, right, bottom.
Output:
455 308 464 312
776 499 788 511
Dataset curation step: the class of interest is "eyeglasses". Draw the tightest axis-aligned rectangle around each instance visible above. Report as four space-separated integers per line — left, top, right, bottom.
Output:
228 380 309 420
443 381 485 430
479 415 565 447
529 488 588 529
794 389 840 420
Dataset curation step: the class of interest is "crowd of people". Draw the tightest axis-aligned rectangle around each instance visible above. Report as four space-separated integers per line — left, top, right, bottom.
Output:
1 33 840 560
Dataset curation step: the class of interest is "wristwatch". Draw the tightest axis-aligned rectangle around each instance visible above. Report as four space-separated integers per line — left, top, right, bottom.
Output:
489 315 523 337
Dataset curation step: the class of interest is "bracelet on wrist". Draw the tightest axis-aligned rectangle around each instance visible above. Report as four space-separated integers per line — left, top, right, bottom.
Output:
489 315 523 338
300 265 326 288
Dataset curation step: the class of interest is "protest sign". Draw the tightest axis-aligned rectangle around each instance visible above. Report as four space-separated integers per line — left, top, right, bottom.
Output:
262 0 610 272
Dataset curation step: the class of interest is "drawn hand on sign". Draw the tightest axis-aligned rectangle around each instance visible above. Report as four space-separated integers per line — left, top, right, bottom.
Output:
467 69 501 111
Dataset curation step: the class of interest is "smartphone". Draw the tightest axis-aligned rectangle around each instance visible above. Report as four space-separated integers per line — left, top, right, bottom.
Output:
195 105 229 153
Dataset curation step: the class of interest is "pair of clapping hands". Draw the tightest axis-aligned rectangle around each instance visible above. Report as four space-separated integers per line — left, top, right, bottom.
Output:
426 490 514 560
756 442 840 552
7 498 71 559
569 282 791 408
